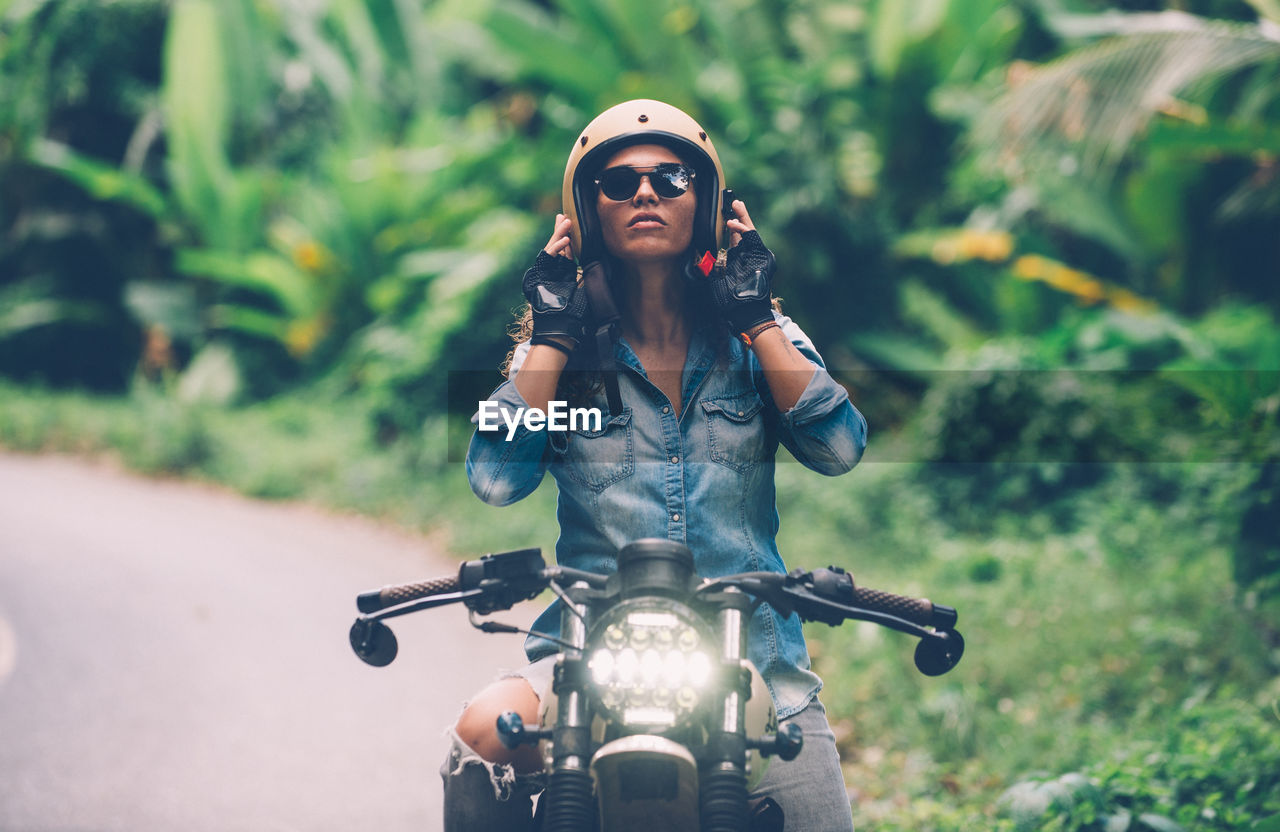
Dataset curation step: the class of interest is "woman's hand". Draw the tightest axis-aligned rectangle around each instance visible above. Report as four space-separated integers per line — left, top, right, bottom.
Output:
711 199 776 333
524 214 587 346
544 213 573 258
725 198 754 248
722 199 812 410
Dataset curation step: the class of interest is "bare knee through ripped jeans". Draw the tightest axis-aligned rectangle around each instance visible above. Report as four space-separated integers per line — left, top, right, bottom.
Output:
439 657 555 831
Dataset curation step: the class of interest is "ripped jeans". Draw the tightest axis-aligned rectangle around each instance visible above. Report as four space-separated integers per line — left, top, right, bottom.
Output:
440 658 854 831
440 722 546 830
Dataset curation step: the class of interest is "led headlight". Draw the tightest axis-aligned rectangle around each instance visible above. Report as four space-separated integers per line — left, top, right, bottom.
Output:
585 598 714 729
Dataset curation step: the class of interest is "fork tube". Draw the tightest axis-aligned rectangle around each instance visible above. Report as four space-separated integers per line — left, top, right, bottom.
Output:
557 582 590 767
544 582 595 832
701 587 751 832
719 593 746 734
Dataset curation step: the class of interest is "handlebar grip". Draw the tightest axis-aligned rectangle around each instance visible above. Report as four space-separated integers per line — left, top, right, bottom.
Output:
357 574 460 614
850 587 936 628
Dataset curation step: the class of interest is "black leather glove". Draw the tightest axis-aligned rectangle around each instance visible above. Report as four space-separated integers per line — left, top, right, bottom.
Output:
709 230 776 333
522 250 588 346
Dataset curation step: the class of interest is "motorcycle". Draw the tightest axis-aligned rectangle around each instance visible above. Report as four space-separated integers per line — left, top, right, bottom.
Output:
349 539 964 831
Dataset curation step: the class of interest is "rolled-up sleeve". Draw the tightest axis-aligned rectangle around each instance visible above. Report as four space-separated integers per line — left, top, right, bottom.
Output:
465 342 554 505
771 315 868 476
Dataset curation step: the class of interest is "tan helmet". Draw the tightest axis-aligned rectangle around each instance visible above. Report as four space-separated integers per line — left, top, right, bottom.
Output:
562 99 728 265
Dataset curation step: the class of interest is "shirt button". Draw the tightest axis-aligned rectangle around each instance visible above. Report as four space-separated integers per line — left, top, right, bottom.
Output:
738 411 745 417
662 406 670 414
672 513 680 522
670 456 679 464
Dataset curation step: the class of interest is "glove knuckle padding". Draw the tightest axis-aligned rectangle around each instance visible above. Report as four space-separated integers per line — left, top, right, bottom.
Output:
713 231 776 331
524 250 573 288
523 248 587 342
733 268 771 301
729 231 771 271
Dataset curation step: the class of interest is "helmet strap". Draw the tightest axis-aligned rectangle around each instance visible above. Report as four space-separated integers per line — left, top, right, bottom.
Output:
581 259 624 417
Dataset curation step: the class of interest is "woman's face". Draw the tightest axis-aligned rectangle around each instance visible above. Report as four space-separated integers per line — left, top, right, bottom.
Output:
595 144 696 265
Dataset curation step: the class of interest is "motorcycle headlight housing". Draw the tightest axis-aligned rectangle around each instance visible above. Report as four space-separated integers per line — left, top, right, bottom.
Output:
586 598 714 729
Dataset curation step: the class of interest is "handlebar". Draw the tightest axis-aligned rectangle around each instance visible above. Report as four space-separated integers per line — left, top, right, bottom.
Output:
351 551 964 675
355 547 549 615
850 586 940 628
785 566 963 676
793 566 957 630
357 575 461 613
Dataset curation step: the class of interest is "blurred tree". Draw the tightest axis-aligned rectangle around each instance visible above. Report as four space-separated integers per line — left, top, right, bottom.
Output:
959 7 1280 314
0 0 169 389
2 0 1277 437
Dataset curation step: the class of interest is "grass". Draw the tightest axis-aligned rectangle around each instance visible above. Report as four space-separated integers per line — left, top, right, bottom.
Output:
774 460 1280 830
3 380 1278 829
0 379 560 553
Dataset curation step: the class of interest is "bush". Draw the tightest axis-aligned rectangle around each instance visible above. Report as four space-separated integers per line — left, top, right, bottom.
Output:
1000 699 1280 831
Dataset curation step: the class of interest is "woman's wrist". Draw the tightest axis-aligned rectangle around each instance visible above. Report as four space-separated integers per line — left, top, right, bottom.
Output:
739 320 780 348
514 339 571 411
530 333 577 356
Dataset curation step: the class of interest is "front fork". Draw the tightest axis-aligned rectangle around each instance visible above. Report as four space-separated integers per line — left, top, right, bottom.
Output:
542 582 596 832
538 586 799 832
700 587 753 832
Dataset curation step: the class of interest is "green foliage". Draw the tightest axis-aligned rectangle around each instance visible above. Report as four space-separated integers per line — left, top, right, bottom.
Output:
6 0 1280 421
0 378 213 473
968 13 1280 176
775 455 1278 830
947 7 1280 317
27 138 168 218
0 0 168 390
903 304 1279 526
164 0 235 242
115 384 218 474
1235 461 1280 605
1001 700 1280 831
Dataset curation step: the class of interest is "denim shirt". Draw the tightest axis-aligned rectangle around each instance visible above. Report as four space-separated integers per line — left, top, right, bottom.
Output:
465 312 867 718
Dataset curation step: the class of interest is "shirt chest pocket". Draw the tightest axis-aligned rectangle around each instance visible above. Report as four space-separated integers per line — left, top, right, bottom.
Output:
701 392 768 474
559 408 635 492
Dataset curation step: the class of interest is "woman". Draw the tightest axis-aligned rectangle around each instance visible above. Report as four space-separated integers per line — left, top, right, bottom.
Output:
449 99 867 830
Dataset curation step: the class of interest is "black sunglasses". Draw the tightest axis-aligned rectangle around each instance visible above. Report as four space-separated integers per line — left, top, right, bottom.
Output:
595 163 694 201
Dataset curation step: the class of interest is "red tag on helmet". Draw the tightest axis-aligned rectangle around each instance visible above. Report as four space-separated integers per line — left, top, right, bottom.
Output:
697 251 715 276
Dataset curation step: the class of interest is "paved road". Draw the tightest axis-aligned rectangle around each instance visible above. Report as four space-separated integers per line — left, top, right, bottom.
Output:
0 453 536 831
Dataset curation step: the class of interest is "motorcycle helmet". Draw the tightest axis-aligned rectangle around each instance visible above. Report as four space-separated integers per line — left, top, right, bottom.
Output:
562 99 728 267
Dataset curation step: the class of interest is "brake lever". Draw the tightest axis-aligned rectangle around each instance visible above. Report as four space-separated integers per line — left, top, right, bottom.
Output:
356 588 488 624
781 584 965 674
779 584 942 638
691 572 967 676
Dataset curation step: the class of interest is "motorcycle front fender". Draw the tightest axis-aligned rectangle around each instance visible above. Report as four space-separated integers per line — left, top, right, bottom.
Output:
591 735 699 830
